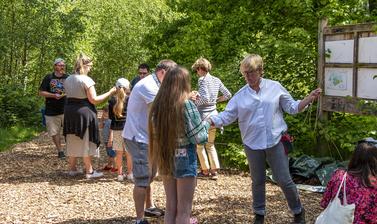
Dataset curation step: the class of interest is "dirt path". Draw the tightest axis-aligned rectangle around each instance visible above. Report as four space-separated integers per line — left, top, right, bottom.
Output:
0 132 323 224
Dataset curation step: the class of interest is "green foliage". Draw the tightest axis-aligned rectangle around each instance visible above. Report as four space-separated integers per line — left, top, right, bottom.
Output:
0 125 42 152
1 0 376 164
0 83 42 128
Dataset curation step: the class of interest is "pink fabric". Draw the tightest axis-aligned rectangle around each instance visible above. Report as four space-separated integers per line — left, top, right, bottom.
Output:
320 169 377 224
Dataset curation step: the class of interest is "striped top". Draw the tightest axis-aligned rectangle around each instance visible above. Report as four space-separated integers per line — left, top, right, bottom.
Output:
179 100 210 147
194 73 232 113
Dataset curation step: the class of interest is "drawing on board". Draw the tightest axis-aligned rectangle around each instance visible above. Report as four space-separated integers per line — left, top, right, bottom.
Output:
328 72 347 90
324 68 353 97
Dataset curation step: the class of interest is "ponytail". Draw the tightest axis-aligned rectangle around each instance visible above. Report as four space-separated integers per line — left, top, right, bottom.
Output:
73 53 92 75
113 88 126 118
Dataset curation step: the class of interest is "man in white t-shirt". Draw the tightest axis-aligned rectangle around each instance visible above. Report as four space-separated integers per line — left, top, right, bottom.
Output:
123 59 177 224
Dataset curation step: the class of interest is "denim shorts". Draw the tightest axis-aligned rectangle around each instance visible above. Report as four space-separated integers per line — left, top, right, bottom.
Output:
124 138 156 187
173 144 197 178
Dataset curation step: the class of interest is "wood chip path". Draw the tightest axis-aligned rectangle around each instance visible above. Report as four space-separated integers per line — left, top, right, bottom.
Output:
0 132 323 223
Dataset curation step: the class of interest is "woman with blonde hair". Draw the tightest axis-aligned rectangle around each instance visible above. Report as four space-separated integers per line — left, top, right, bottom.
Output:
149 66 209 224
191 57 231 179
107 78 133 181
64 53 116 179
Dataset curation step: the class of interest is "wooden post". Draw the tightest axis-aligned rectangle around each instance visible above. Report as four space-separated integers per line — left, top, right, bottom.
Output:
317 18 329 155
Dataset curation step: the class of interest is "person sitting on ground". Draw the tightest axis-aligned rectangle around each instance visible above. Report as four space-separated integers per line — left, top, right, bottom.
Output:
99 106 116 171
149 66 209 224
108 78 133 182
320 138 377 224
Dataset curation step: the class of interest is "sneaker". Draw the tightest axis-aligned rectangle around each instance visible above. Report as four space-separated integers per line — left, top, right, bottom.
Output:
292 208 305 224
67 169 83 177
190 217 198 224
197 171 210 179
135 220 149 224
58 151 65 159
86 170 104 179
117 174 124 181
144 207 165 217
253 214 265 224
211 172 218 180
126 173 134 182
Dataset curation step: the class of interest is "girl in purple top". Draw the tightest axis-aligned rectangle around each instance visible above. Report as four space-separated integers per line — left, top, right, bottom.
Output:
320 139 377 224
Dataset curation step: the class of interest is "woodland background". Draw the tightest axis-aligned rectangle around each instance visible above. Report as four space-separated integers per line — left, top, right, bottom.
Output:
1 0 377 169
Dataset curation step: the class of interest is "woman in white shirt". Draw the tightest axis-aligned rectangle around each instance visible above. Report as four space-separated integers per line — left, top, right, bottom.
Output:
209 54 321 224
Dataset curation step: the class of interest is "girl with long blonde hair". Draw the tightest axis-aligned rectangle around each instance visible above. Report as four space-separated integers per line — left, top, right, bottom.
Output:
107 78 133 181
149 66 209 224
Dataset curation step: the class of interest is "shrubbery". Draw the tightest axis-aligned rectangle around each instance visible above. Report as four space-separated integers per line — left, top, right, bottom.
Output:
0 84 42 128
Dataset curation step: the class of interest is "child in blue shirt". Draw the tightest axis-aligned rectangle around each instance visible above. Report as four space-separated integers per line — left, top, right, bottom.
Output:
99 106 116 170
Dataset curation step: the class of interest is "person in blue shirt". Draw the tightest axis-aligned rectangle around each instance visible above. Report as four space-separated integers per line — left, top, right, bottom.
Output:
209 54 321 224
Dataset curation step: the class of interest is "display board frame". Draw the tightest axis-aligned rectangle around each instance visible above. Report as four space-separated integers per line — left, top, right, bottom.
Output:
318 21 377 115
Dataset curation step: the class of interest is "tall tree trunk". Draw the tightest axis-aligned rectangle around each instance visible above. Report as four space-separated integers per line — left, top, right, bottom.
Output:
370 0 377 15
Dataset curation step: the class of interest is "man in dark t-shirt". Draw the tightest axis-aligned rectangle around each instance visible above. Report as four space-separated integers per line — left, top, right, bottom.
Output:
39 58 69 159
130 63 150 90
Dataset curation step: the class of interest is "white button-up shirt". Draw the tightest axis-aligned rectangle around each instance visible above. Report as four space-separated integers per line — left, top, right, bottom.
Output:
211 78 301 150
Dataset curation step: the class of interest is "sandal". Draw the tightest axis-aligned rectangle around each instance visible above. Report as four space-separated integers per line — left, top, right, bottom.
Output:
197 171 210 178
102 165 113 171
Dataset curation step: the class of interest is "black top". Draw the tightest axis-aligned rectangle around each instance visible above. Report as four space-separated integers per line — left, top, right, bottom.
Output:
39 72 69 116
108 96 128 130
130 76 141 90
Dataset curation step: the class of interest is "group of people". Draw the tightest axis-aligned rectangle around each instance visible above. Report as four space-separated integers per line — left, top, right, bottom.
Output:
38 53 377 224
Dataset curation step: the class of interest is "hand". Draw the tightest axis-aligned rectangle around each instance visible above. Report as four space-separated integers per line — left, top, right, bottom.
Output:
54 93 63 99
189 91 200 101
109 86 117 95
308 88 322 102
208 118 215 127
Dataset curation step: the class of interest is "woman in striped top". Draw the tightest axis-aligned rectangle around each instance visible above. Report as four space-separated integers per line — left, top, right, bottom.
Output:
191 57 232 179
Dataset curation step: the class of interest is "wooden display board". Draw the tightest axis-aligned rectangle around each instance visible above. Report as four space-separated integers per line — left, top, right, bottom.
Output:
318 21 377 115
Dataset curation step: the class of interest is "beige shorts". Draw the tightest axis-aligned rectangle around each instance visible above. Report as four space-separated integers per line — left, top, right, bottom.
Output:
45 114 64 136
113 130 126 151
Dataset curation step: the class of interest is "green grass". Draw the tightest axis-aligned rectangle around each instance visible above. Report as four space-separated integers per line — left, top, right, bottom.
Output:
0 125 43 152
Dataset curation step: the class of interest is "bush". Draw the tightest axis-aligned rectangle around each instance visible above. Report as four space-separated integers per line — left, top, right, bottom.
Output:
0 83 42 127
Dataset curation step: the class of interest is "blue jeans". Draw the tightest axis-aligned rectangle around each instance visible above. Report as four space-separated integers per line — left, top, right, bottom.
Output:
173 144 197 178
244 142 302 215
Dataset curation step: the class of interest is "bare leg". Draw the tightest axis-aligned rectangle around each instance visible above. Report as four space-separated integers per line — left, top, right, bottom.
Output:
134 186 147 220
52 134 62 151
163 176 177 224
68 156 77 171
125 150 133 174
145 186 153 208
176 177 196 224
83 156 93 174
115 150 123 175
